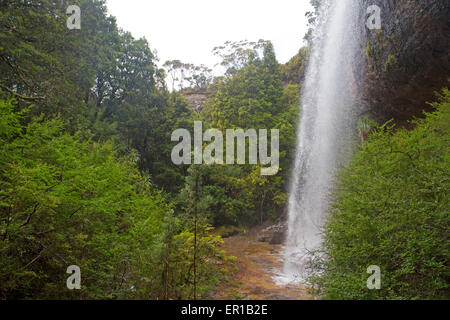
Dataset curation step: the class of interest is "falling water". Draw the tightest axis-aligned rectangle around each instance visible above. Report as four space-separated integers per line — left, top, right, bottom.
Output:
279 0 363 283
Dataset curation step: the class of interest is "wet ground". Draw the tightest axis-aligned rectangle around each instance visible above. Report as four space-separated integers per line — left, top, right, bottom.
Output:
213 226 312 300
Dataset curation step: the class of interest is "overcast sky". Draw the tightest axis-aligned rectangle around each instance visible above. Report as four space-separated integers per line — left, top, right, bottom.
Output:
106 0 312 70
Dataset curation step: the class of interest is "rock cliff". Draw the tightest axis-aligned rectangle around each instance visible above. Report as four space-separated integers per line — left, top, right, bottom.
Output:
360 0 449 122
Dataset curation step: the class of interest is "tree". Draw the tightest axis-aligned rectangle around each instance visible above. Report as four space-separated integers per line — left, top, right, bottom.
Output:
212 40 268 76
163 60 186 91
163 61 213 91
0 97 171 299
0 0 116 125
199 41 299 227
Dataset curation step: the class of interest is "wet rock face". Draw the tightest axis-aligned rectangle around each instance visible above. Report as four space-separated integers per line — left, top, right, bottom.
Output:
361 0 449 122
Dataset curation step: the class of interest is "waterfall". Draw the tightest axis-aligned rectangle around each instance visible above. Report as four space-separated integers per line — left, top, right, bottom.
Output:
279 0 363 283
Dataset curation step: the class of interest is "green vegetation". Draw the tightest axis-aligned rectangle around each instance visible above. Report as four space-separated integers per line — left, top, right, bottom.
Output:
280 47 309 85
198 41 300 226
1 0 447 301
0 99 170 299
0 1 301 299
384 54 398 72
313 90 450 299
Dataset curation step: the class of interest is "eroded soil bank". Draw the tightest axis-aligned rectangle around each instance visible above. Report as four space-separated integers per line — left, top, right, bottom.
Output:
213 225 312 300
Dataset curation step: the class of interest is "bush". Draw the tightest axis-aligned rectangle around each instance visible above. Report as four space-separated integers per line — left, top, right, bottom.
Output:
0 99 171 299
314 89 450 300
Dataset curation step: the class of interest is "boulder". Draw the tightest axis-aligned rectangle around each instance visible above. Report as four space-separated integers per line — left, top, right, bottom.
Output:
269 231 285 245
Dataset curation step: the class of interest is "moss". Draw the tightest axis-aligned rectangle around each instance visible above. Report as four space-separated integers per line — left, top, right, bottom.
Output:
365 41 372 60
384 54 398 72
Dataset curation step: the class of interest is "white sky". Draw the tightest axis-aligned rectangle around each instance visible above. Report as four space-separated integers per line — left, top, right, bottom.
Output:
106 0 312 70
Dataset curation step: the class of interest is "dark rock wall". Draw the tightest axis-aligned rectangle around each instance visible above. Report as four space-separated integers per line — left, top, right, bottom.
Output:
360 0 449 122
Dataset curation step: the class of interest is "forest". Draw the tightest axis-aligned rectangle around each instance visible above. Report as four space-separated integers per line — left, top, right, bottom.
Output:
0 0 448 300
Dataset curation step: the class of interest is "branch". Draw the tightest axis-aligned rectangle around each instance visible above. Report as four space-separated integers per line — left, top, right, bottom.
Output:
21 250 44 270
0 84 45 101
69 206 83 218
19 204 39 228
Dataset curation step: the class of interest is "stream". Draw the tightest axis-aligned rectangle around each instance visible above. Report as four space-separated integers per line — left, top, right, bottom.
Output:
213 225 312 300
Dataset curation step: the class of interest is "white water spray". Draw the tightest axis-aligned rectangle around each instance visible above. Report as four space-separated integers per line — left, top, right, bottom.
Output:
279 0 363 283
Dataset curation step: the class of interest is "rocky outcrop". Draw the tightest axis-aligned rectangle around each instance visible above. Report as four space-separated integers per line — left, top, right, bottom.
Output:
360 0 449 123
183 92 208 113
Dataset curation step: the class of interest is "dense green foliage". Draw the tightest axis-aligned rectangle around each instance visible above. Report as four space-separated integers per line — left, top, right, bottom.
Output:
0 0 192 194
280 47 309 85
2 0 445 301
197 42 300 226
0 1 300 299
313 90 450 299
0 99 164 298
0 98 230 299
